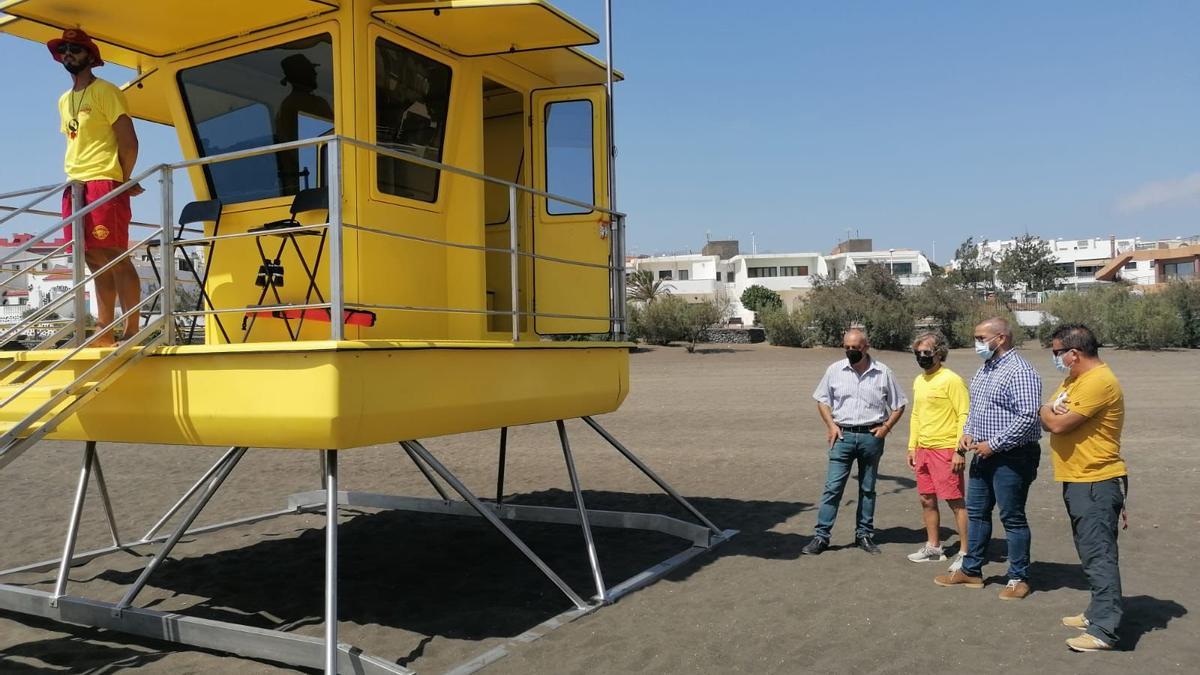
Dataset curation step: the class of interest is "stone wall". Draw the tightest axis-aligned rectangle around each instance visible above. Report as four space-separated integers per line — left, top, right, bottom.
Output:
700 328 765 344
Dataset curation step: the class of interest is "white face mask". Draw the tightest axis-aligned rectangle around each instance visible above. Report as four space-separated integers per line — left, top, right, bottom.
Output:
1053 350 1072 373
974 336 998 360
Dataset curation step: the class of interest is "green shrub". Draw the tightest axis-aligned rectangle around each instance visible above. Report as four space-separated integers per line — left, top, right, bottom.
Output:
1162 281 1200 347
951 302 1026 348
761 306 813 346
638 295 689 345
1106 293 1186 349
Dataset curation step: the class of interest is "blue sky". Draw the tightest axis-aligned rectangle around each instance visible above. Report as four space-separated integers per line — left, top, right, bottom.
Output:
2 1 1198 262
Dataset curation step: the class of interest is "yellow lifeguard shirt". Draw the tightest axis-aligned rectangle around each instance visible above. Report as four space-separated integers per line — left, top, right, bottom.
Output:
908 366 969 452
59 79 128 182
1050 363 1126 482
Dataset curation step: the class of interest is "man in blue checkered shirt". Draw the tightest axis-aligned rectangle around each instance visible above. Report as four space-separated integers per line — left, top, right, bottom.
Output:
935 317 1042 600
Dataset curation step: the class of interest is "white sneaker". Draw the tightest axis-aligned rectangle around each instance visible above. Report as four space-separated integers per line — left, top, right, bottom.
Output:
948 552 965 572
907 544 946 562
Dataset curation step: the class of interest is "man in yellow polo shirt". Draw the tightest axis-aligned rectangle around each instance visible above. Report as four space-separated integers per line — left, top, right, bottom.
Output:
1040 323 1126 653
906 331 970 571
49 28 143 346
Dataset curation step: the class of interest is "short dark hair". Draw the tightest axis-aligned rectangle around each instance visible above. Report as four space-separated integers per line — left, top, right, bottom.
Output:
1051 323 1100 357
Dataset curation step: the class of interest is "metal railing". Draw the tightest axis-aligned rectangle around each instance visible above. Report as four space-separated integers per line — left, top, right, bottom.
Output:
0 134 629 350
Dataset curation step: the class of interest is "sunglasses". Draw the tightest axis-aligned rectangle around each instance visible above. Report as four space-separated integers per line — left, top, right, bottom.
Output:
1051 347 1074 356
913 349 936 358
56 43 87 55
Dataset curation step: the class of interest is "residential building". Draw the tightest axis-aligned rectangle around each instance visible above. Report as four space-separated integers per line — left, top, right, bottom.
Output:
0 232 204 330
1094 243 1200 287
627 239 930 324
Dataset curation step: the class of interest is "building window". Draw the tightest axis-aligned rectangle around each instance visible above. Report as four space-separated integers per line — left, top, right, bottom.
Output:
178 34 335 204
715 272 722 282
748 266 778 278
376 39 453 203
1123 261 1137 270
727 271 736 283
1055 262 1074 276
1163 261 1196 280
658 270 673 280
889 262 913 276
778 266 809 277
677 269 689 281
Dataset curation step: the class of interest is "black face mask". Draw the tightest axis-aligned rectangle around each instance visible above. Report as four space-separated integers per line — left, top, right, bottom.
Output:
916 354 935 369
63 60 88 75
845 349 864 364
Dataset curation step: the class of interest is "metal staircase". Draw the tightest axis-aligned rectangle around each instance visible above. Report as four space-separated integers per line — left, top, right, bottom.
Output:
0 177 171 470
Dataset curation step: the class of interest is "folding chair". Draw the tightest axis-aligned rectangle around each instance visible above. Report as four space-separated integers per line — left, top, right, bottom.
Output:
145 198 228 343
242 188 329 341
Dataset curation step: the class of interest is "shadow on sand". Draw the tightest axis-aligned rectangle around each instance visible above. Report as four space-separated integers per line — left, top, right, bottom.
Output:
1 490 809 672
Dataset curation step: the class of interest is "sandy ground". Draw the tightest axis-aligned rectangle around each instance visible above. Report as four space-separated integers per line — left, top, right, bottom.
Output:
0 343 1196 674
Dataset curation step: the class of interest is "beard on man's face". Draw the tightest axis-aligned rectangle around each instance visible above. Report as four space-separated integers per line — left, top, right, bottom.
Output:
62 53 93 75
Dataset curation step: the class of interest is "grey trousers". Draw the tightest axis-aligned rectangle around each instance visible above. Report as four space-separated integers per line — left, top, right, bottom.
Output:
1063 477 1126 645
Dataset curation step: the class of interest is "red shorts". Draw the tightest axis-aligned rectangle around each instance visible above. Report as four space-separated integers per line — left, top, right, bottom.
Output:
914 448 965 500
61 180 132 252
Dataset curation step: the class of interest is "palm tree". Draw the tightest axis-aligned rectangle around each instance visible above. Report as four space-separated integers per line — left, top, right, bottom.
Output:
627 269 672 303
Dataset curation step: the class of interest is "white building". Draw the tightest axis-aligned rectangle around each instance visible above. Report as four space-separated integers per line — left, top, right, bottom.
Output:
962 236 1159 294
627 243 930 325
0 232 205 334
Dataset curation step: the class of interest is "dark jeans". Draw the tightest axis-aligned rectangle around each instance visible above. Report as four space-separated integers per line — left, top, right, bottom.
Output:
1064 477 1126 645
963 442 1040 580
814 431 884 540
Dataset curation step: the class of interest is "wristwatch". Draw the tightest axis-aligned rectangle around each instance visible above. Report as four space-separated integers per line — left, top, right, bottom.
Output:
954 448 967 457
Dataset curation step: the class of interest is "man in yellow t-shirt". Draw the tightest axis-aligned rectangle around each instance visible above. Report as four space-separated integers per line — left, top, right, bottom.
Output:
1040 324 1126 653
48 28 143 347
905 331 970 571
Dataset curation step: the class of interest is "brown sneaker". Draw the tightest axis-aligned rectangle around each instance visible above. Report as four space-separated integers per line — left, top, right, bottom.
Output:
1062 614 1089 630
1066 634 1113 652
998 579 1031 600
933 570 984 588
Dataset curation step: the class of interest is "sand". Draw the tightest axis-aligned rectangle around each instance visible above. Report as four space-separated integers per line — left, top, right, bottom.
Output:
0 343 1196 673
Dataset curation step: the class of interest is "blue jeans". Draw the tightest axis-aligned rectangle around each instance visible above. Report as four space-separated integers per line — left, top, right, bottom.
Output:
963 443 1040 580
814 431 884 540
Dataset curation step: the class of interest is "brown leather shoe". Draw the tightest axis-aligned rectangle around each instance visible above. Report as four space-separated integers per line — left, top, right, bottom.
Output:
933 570 984 588
999 579 1031 600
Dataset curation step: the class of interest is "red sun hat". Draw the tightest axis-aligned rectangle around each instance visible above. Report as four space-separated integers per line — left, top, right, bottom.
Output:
47 28 104 66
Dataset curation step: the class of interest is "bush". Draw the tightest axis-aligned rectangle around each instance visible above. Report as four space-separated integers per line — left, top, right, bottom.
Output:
908 276 979 347
803 264 915 350
1039 285 1189 349
760 306 813 346
1162 281 1200 348
625 302 644 343
638 295 689 345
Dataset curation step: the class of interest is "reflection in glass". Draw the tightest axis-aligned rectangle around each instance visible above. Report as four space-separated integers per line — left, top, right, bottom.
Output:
544 100 594 215
376 39 452 203
178 34 335 204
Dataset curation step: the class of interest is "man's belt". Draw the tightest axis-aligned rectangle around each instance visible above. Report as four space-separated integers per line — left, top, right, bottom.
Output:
837 424 879 434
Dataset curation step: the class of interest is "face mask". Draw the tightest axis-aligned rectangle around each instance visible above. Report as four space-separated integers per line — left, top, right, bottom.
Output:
845 349 864 365
1053 351 1071 373
63 60 88 75
916 354 935 370
974 337 997 360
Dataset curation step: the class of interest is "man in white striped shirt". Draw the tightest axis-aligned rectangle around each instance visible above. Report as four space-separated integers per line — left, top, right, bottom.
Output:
803 329 907 555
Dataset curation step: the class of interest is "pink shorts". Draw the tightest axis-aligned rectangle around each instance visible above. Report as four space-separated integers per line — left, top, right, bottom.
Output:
914 448 964 500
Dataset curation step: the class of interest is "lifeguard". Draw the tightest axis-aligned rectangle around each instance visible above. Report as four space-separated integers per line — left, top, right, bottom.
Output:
50 27 142 346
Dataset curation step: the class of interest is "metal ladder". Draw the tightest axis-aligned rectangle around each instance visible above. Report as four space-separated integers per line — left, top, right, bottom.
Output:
0 178 172 470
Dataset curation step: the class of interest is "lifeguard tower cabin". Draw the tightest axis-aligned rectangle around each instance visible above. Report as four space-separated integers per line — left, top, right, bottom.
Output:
0 2 729 673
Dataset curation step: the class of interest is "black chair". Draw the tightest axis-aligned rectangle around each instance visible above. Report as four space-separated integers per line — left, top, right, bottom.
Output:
145 198 228 344
242 188 329 341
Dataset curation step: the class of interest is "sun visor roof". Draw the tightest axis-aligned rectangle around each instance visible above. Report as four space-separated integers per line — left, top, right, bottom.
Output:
497 46 623 87
373 0 596 57
0 0 337 58
121 69 173 126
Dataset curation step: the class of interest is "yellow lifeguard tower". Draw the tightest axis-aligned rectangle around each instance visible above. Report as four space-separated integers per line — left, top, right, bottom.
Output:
0 2 730 673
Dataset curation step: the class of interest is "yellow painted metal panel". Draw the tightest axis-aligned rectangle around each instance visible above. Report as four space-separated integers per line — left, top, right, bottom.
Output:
494 47 622 88
0 13 147 69
0 0 339 57
2 342 628 448
372 0 596 57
